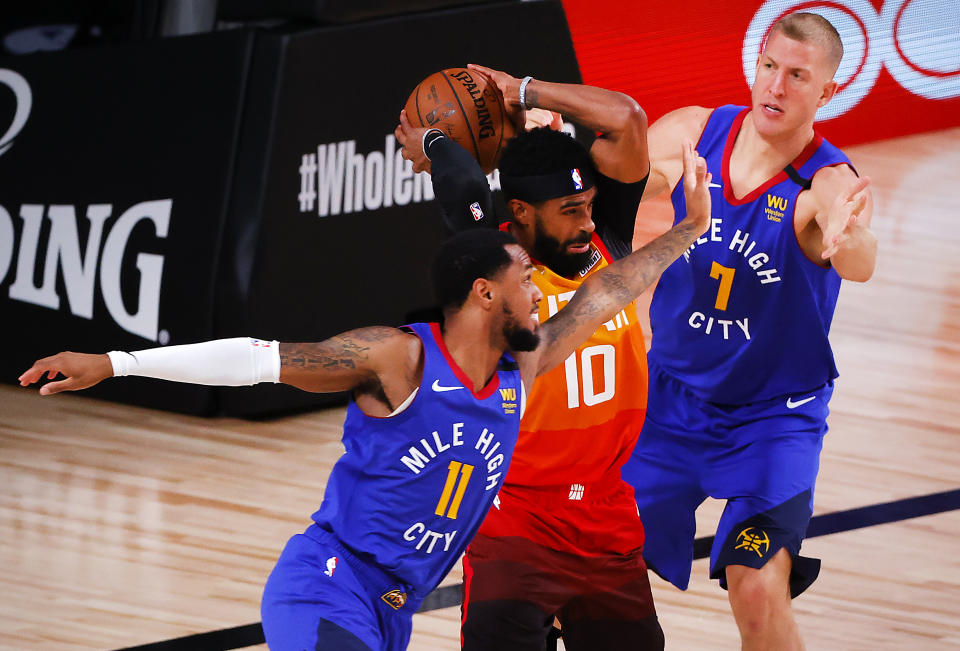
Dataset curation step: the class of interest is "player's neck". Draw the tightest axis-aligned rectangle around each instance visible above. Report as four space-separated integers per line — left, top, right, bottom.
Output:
739 112 815 170
440 314 503 392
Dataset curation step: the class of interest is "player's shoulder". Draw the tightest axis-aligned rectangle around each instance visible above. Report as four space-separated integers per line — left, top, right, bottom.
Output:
349 324 417 341
649 106 714 161
809 162 859 203
653 105 713 135
347 325 423 358
810 161 857 184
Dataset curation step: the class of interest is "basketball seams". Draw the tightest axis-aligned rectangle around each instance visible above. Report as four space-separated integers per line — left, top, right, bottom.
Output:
414 82 426 128
490 85 508 171
439 70 482 162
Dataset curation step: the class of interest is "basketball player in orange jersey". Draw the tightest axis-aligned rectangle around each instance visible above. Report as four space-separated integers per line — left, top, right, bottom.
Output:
620 13 877 650
397 66 664 649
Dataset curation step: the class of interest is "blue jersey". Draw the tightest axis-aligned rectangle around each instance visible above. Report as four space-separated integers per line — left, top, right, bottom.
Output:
648 105 851 404
311 322 523 596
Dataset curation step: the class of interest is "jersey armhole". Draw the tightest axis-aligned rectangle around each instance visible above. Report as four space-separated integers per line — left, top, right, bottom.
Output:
520 379 527 419
386 386 419 417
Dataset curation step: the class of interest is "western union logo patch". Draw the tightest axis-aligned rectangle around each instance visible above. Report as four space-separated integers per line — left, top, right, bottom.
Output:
765 194 787 222
500 387 517 414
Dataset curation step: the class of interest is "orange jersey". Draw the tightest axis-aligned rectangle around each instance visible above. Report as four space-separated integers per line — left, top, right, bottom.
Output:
507 234 649 487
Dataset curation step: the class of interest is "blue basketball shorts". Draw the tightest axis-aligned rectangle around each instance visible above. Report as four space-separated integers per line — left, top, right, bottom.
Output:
622 365 832 598
261 525 421 651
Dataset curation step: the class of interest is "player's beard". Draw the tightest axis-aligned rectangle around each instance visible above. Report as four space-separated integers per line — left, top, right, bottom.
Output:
502 304 540 352
532 216 593 279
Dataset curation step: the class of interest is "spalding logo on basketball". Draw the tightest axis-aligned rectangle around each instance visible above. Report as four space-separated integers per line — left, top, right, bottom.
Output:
404 68 517 173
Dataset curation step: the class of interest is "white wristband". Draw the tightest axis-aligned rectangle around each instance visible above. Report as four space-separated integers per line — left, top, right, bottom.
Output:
518 76 534 110
107 338 281 386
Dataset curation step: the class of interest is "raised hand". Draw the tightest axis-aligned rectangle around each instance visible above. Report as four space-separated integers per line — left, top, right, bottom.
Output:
467 64 520 105
524 108 563 132
467 63 527 134
394 109 432 174
820 176 871 259
19 352 113 395
681 138 712 231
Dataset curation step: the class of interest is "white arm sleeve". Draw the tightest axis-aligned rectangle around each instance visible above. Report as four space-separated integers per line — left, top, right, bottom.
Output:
106 338 281 386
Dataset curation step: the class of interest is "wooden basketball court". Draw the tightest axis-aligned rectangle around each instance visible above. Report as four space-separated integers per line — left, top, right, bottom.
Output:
2 127 959 650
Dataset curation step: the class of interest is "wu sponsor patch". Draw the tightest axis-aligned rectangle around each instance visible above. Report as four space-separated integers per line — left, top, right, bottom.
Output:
381 588 408 610
764 194 787 222
734 526 771 557
499 387 517 414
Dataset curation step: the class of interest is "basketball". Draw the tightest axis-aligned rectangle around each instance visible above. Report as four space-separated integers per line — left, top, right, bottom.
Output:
404 67 517 174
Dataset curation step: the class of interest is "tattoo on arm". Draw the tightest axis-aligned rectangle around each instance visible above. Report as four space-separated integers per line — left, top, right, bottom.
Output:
539 219 699 361
280 327 397 373
525 87 539 109
281 340 365 371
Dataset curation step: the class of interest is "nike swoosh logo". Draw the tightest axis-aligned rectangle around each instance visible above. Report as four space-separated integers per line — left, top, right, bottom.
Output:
786 395 816 409
708 182 722 188
432 379 463 392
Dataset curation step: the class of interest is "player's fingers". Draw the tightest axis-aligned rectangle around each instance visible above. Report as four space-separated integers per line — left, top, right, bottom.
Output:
393 124 404 143
399 109 414 131
822 228 849 258
849 196 866 221
821 235 840 259
844 175 870 202
523 108 548 128
550 111 563 131
696 153 707 183
18 363 47 386
466 65 495 86
22 360 65 386
467 63 495 77
38 377 77 396
851 189 868 214
834 232 849 252
681 138 694 179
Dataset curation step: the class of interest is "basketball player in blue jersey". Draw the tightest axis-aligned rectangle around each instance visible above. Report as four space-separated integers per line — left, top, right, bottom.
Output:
19 142 712 651
620 13 878 650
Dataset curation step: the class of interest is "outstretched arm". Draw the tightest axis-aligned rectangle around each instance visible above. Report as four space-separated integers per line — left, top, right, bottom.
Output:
519 140 711 379
468 64 648 183
19 327 422 408
811 166 877 281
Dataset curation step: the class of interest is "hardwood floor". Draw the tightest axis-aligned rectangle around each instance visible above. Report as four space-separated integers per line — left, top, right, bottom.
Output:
1 128 958 650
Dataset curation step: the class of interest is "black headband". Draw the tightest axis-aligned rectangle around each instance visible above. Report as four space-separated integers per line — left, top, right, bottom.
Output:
500 166 596 203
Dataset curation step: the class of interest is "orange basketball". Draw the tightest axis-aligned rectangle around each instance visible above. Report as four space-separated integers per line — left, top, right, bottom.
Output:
404 68 517 174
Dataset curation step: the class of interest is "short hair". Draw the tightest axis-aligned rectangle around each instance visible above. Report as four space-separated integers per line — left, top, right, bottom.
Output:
769 12 844 77
432 229 518 311
498 127 594 203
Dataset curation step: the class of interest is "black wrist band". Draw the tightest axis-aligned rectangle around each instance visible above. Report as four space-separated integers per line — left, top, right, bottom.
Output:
422 129 446 160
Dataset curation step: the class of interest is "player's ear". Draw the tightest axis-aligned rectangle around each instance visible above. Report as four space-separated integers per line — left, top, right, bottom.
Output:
817 79 838 107
472 277 496 308
507 199 533 227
